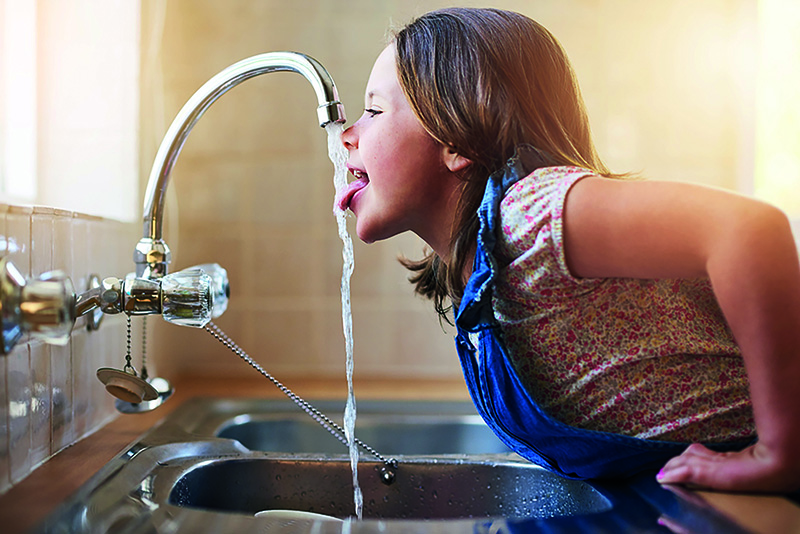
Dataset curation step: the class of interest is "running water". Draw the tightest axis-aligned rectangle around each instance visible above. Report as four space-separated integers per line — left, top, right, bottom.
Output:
326 122 363 520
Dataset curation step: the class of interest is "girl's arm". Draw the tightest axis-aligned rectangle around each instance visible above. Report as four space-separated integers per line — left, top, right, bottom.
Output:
562 176 800 492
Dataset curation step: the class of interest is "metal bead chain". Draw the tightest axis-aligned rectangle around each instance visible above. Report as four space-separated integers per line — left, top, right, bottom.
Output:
140 317 149 381
204 321 396 468
123 314 135 374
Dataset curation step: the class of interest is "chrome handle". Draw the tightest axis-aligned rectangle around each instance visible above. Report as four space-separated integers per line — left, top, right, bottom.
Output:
1 257 76 353
101 268 218 327
0 257 228 354
184 263 229 318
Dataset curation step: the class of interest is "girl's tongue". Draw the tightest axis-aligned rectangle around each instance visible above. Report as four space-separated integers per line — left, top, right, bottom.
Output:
336 172 369 211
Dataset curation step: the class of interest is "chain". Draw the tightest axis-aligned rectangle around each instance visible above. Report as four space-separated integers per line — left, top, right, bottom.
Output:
123 314 135 374
140 317 149 381
203 320 398 474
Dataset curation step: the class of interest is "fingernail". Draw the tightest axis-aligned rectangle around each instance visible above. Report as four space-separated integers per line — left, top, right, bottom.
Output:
656 468 665 480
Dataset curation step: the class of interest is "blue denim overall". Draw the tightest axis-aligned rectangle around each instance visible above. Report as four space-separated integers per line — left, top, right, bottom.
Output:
454 146 752 480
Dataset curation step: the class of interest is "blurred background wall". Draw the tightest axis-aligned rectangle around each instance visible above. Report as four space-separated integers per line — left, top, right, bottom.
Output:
138 0 785 382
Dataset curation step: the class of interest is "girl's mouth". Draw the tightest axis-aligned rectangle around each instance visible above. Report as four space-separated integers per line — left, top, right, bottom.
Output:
336 168 369 211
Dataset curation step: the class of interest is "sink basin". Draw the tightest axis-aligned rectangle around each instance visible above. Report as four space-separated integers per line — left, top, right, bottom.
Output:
216 413 513 455
33 397 753 533
169 456 609 520
156 398 609 522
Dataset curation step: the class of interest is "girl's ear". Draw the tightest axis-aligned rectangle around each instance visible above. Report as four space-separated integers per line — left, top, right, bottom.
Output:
442 145 472 173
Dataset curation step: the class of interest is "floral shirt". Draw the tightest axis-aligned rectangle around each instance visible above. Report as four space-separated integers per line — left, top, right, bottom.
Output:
492 166 755 442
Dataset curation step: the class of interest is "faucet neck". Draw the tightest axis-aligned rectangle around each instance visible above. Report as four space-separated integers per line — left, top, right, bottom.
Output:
140 51 345 250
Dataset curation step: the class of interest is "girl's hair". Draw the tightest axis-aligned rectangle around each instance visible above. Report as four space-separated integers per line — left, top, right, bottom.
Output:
393 7 612 322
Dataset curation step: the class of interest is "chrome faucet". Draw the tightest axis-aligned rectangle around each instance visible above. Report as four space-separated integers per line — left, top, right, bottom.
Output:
0 256 228 354
0 52 343 413
135 52 346 279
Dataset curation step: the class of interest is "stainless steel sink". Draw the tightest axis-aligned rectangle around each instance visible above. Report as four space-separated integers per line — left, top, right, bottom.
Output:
216 413 514 455
168 456 608 520
212 398 514 455
33 398 751 533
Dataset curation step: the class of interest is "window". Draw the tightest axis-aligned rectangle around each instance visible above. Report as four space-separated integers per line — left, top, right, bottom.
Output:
0 0 140 221
0 0 37 201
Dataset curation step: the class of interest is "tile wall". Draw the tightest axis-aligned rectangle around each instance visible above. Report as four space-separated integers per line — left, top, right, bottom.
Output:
0 204 137 494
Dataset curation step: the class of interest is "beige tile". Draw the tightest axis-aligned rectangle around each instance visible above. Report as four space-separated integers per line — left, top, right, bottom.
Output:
172 157 251 225
324 233 419 299
53 209 74 278
389 309 459 377
247 159 333 230
30 207 54 277
70 328 90 440
249 235 325 298
5 206 32 278
0 204 8 255
0 206 9 491
70 214 89 331
325 305 395 377
237 308 319 377
152 311 248 378
6 343 31 483
50 337 73 455
84 327 106 433
115 221 140 277
89 318 120 430
0 354 10 493
172 235 244 301
28 341 52 470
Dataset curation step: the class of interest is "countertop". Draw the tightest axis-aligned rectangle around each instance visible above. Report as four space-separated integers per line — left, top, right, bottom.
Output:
1 375 799 533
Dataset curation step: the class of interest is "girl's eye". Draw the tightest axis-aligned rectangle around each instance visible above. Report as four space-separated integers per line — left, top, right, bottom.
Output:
365 108 382 118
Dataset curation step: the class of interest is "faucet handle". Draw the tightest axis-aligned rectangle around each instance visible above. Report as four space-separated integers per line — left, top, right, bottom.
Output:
23 269 76 345
160 268 214 327
184 263 229 318
1 258 76 353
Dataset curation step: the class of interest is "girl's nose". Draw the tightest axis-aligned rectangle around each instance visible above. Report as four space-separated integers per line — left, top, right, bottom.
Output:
341 123 357 149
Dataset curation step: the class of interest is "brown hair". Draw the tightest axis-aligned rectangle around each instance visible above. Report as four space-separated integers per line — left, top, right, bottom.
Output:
393 8 612 321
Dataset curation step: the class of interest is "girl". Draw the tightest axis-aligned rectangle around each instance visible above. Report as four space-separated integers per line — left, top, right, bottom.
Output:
337 7 800 493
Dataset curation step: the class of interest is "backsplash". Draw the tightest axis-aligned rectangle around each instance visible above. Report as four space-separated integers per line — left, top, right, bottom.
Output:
0 203 137 494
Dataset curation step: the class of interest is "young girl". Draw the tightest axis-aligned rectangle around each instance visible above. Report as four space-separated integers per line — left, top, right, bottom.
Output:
336 7 800 493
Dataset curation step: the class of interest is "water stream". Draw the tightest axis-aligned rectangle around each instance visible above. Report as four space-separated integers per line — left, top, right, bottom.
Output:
327 122 363 520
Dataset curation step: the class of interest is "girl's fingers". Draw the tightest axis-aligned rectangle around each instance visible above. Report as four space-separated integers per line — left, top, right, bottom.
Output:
657 445 744 489
656 443 799 492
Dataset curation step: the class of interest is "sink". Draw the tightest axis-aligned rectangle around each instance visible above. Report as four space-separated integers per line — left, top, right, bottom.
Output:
32 397 754 533
216 411 514 455
168 456 608 520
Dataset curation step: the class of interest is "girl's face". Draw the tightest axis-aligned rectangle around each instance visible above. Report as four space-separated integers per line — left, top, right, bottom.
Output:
339 44 462 254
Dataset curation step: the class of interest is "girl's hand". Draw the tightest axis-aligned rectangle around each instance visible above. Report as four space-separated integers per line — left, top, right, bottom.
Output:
657 443 800 493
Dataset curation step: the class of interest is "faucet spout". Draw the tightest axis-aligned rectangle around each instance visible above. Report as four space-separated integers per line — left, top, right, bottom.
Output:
137 52 346 278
